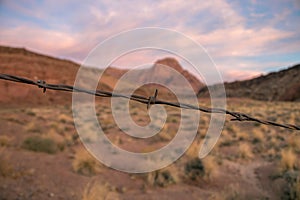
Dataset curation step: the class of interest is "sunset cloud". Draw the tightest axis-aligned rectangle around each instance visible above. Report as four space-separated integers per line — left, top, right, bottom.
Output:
0 0 299 83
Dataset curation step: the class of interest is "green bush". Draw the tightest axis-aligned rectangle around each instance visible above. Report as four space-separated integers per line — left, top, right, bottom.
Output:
22 136 58 154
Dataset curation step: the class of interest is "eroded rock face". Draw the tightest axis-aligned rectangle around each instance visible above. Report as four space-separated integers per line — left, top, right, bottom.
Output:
104 57 204 94
150 58 205 93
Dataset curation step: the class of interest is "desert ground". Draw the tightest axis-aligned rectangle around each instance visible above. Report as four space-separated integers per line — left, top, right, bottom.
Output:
0 46 299 199
0 96 300 200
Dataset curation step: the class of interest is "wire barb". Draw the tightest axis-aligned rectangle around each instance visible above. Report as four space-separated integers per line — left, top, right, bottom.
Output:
147 89 158 110
0 73 299 131
37 80 47 93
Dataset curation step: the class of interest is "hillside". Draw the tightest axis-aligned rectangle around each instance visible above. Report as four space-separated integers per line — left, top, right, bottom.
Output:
198 64 300 101
0 46 204 105
0 46 80 105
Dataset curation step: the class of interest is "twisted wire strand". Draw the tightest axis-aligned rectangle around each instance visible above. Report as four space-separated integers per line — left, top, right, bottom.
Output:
0 73 299 131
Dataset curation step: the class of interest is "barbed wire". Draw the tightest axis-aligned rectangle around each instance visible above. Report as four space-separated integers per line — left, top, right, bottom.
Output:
0 73 299 131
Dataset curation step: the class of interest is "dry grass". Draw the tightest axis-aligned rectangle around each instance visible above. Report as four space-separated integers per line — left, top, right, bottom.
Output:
252 129 264 143
265 148 277 160
236 131 249 141
45 128 66 151
210 184 246 200
290 179 300 200
280 149 298 172
58 113 72 124
157 124 174 141
238 143 253 159
26 110 36 116
185 139 201 158
219 134 234 147
0 147 13 177
24 121 41 133
202 155 217 180
146 166 179 187
72 147 102 176
287 135 300 153
225 124 238 138
290 177 300 200
0 135 11 147
82 179 119 200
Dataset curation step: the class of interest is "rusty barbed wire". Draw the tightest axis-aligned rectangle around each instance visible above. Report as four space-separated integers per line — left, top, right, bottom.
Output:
0 73 299 131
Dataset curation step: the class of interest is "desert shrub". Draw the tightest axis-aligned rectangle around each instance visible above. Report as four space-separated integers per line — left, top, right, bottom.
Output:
282 171 300 200
170 116 178 123
236 131 249 141
0 159 12 177
45 128 66 151
252 130 264 144
280 149 297 172
142 167 179 187
0 148 13 177
211 184 247 200
185 156 217 181
185 158 205 180
26 110 36 116
238 143 253 159
185 141 201 158
76 159 97 176
288 135 300 153
58 113 72 124
219 138 234 147
131 110 138 116
146 169 177 187
82 179 119 200
265 148 277 161
24 122 41 133
22 136 58 154
72 149 102 176
0 135 11 147
202 156 217 180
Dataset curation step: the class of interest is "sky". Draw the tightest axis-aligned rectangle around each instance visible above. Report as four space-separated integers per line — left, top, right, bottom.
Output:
0 0 299 83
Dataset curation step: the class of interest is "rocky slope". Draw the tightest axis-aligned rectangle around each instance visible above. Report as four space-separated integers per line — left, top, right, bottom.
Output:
198 64 300 101
0 46 204 105
0 46 80 105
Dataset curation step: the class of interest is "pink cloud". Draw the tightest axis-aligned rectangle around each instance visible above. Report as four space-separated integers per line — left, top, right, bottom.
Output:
0 26 80 57
223 69 262 82
0 0 298 84
192 27 294 57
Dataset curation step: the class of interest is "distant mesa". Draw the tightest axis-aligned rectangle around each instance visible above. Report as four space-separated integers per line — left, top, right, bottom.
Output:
154 57 184 73
150 57 205 93
103 57 204 94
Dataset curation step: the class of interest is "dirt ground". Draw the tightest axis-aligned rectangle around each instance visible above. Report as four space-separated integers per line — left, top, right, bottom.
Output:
0 98 300 200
